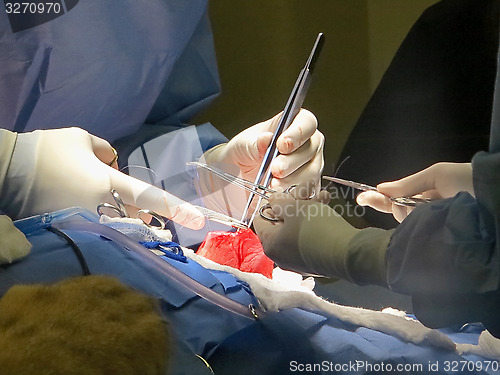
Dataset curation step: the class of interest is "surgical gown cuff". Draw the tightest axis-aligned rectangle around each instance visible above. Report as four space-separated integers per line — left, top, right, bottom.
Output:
343 228 393 286
297 218 392 287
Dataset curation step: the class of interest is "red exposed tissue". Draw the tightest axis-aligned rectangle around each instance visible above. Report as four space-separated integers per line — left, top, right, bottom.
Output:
197 228 274 278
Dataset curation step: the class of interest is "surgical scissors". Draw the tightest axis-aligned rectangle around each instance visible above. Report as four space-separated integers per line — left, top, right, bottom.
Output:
240 33 325 226
323 176 431 207
97 189 249 230
97 189 168 230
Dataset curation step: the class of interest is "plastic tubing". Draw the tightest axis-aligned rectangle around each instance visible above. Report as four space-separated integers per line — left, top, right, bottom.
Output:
54 220 264 320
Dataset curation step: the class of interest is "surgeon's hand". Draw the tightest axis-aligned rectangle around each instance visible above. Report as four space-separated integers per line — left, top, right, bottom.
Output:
198 109 324 216
254 180 392 285
1 128 205 229
356 162 474 222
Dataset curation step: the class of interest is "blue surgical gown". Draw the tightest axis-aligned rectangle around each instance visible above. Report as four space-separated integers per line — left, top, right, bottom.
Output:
0 0 220 142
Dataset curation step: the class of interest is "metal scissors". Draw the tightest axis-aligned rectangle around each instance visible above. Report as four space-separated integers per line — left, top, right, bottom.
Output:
97 189 168 230
323 176 431 207
98 189 249 230
240 33 325 226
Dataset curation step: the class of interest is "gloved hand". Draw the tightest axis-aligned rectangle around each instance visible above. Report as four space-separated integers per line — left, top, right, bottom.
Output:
357 162 474 222
197 109 324 217
0 215 31 264
1 128 205 229
254 180 392 285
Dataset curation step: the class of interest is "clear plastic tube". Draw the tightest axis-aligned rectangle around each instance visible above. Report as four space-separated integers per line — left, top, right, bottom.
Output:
53 220 264 320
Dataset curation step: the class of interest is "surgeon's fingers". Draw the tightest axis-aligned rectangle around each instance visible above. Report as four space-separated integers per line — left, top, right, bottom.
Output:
276 109 318 154
356 191 393 213
267 192 298 220
253 211 276 242
108 168 205 230
288 179 318 199
376 163 453 200
255 131 274 160
357 191 413 222
253 210 277 233
420 189 442 200
391 203 413 223
376 178 428 201
90 133 119 169
285 179 331 205
253 209 285 262
315 189 332 205
269 149 324 192
271 129 324 179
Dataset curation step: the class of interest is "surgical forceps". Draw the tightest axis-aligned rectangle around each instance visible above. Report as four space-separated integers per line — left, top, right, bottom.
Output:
187 161 277 199
240 32 325 227
97 189 249 230
323 176 431 207
188 161 306 223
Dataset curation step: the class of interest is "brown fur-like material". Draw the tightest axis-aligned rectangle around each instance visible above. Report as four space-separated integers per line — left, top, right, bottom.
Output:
0 275 170 375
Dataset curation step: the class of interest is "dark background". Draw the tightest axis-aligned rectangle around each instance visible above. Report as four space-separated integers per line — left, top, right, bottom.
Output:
195 0 438 177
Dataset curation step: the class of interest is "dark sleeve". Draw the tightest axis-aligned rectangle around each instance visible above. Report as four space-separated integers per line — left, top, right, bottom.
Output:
385 153 500 335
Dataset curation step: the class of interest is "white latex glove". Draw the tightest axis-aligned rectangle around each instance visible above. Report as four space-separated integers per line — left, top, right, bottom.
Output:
0 215 32 264
197 109 324 217
1 128 205 229
356 162 474 222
